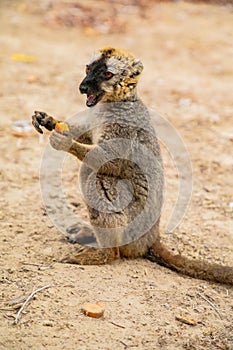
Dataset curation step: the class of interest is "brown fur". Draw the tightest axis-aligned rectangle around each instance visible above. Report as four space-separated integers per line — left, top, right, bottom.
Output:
32 47 233 285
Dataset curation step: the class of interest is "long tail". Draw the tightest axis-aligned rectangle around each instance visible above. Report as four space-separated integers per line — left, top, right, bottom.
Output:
146 241 233 285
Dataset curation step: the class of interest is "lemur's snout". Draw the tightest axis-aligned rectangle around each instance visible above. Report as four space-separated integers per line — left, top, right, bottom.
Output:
79 81 88 94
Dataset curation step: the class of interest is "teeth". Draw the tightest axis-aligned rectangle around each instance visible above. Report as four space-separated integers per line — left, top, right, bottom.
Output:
86 93 103 107
87 95 96 104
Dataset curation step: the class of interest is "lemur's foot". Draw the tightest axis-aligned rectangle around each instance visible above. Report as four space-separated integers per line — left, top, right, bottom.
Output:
62 246 120 265
66 222 97 246
32 111 57 134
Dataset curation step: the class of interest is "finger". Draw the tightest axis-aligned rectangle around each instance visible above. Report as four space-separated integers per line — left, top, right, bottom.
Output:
32 115 43 134
34 111 48 119
63 130 70 136
40 116 56 130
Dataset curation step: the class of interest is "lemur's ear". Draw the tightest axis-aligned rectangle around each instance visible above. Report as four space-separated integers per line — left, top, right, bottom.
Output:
132 59 144 77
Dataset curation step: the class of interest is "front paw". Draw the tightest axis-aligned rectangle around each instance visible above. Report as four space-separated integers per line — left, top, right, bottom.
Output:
32 111 57 134
49 130 73 151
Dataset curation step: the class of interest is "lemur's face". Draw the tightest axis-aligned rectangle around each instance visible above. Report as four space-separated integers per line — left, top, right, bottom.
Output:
79 47 143 107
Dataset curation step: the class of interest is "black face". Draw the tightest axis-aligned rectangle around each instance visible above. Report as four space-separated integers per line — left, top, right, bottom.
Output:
79 57 114 107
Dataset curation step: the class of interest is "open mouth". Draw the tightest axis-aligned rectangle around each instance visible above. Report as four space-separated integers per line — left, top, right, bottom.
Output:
86 93 103 107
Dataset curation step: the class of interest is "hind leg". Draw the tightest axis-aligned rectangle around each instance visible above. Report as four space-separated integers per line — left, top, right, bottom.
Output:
62 245 120 265
64 219 120 264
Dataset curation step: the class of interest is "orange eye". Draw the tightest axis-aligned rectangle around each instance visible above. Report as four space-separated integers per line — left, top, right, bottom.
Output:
86 65 90 74
105 71 114 80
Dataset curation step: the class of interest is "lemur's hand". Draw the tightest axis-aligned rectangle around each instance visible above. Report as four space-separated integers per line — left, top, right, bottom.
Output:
32 111 58 134
50 130 73 151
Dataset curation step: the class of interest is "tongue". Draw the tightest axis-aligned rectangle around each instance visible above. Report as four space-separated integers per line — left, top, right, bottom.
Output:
87 95 96 107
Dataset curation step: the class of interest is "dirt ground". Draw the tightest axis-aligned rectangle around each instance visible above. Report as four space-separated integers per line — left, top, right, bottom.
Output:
0 1 233 349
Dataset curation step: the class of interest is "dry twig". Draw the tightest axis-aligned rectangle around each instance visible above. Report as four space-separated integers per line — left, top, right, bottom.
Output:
196 291 222 319
175 315 197 326
14 285 50 324
110 321 126 329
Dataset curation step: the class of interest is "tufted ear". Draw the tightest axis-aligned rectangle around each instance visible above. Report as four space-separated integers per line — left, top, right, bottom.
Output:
132 59 144 77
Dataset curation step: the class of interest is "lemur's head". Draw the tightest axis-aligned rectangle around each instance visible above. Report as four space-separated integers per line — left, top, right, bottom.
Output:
79 47 143 107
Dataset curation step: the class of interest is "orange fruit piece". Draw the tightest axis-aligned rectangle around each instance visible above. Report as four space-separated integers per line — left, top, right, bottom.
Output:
55 122 69 134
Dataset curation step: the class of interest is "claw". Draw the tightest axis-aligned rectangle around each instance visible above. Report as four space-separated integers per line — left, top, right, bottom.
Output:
32 112 44 134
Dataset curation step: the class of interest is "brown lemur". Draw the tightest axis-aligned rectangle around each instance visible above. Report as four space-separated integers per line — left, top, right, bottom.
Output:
32 47 233 284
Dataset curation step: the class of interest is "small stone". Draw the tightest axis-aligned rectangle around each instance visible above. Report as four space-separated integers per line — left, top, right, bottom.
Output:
43 320 54 327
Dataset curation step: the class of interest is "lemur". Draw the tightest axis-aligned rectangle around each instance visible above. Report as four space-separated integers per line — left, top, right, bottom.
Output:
32 47 233 284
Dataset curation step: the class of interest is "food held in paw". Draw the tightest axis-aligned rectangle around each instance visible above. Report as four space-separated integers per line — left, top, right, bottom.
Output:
55 122 70 134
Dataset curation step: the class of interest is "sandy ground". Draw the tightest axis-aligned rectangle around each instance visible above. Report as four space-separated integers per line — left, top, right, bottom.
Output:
0 1 233 349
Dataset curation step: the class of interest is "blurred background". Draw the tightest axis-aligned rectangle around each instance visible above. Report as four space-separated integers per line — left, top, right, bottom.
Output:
0 0 232 119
